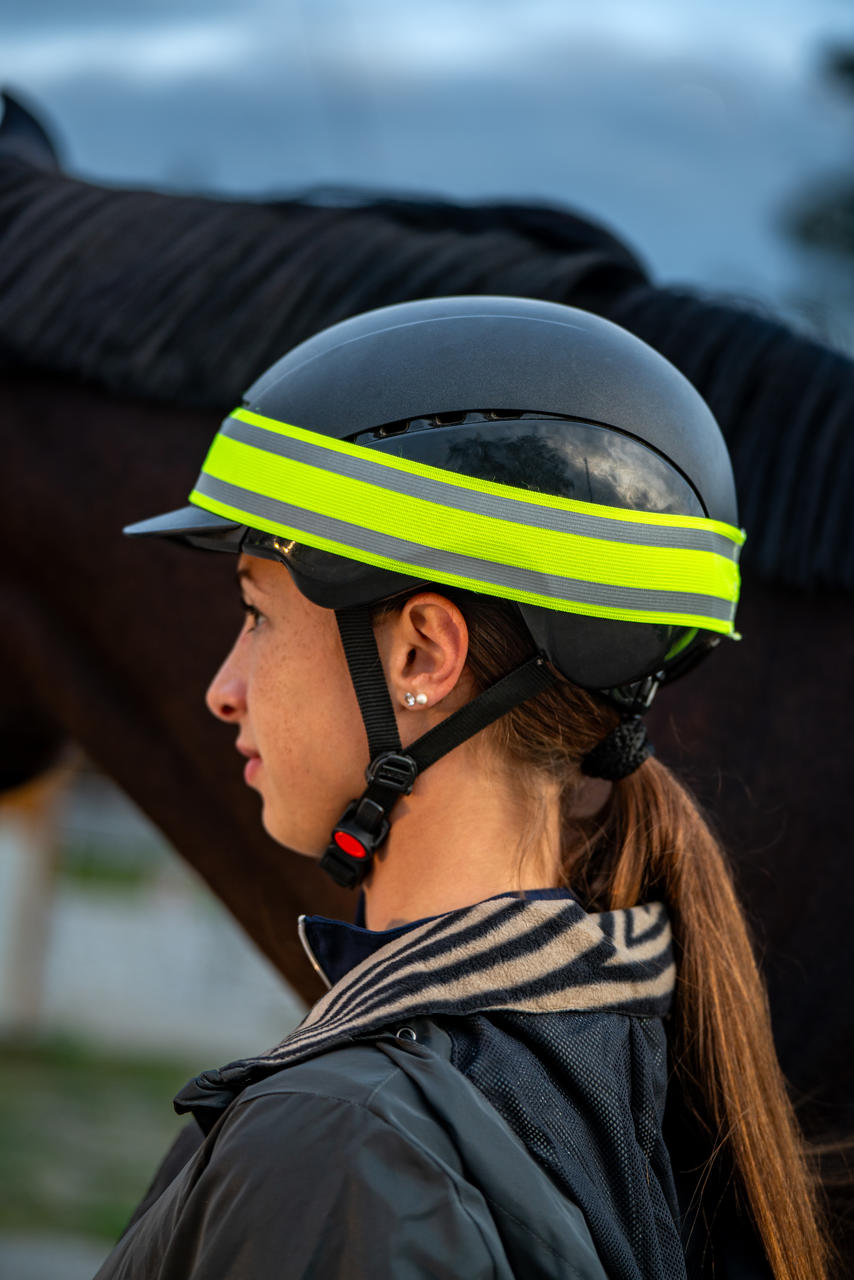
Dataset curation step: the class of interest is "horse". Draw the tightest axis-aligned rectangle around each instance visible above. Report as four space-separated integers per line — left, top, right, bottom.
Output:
1 93 851 1263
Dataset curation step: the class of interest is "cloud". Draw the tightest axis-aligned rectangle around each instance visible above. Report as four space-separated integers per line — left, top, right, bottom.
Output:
1 0 849 94
0 20 257 86
299 0 850 84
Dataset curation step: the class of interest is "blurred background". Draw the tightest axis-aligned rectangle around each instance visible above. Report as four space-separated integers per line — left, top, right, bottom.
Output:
1 1 853 1275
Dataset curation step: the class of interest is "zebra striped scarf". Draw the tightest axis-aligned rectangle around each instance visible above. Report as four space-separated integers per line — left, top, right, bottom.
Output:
179 893 675 1109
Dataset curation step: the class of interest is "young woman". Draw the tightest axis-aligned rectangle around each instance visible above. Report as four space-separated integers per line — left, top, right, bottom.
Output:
101 297 826 1279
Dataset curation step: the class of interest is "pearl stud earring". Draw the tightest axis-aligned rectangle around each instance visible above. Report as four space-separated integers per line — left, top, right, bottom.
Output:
403 691 428 707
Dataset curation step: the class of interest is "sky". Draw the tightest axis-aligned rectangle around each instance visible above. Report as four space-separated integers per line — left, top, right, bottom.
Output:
1 0 852 327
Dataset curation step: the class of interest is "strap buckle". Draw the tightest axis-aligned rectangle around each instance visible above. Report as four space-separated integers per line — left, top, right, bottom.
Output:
319 753 419 889
320 797 389 888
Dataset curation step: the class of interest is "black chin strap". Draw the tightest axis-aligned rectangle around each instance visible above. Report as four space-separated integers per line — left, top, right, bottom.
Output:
335 606 403 760
320 606 558 888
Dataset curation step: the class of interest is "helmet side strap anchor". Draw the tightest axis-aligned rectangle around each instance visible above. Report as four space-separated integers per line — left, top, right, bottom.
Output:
321 606 558 889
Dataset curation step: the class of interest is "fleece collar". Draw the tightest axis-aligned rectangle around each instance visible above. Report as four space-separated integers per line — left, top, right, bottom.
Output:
299 888 578 988
175 891 674 1126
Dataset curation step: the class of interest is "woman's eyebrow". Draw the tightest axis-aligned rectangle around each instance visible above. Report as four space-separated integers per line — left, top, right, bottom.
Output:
236 566 267 593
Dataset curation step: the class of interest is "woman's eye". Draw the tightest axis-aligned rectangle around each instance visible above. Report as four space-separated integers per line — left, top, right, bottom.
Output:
241 600 264 631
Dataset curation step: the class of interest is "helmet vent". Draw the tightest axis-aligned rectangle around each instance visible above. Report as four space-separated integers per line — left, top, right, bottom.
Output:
373 419 409 438
355 409 568 446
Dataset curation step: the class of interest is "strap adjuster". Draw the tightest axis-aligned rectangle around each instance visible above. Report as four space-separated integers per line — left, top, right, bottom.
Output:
365 751 418 794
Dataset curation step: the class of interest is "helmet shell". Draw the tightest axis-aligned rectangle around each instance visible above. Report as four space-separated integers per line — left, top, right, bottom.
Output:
127 297 740 690
246 296 736 526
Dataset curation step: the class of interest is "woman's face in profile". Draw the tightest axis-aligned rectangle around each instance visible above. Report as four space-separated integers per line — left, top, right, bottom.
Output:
205 553 369 856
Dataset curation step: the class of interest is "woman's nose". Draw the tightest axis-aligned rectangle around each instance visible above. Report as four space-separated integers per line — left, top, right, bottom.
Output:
205 644 247 723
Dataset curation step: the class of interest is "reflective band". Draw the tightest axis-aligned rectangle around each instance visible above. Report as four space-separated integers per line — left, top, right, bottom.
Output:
224 415 738 558
193 473 737 625
189 407 745 633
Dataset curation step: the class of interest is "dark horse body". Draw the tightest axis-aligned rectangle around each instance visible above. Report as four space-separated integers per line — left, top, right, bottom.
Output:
1 96 851 1262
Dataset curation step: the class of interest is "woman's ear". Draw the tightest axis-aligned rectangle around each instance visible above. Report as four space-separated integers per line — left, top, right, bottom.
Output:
378 593 470 718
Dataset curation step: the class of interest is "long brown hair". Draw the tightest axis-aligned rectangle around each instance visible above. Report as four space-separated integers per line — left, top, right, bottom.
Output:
377 588 829 1280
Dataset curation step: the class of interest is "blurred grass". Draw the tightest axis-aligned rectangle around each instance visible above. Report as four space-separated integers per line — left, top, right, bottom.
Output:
0 1036 202 1242
58 842 162 892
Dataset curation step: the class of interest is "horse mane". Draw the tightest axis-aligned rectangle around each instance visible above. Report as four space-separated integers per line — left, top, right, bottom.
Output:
0 147 851 592
0 159 642 402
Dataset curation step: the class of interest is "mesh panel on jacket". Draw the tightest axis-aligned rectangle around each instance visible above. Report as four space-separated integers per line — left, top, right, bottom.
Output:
444 1009 687 1280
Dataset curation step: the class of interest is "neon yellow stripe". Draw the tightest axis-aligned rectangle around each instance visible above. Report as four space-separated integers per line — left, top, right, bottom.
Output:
200 432 740 601
190 487 735 634
232 407 746 545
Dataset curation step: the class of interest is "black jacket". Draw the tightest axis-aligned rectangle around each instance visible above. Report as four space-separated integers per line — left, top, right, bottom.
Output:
95 892 692 1279
96 1020 620 1278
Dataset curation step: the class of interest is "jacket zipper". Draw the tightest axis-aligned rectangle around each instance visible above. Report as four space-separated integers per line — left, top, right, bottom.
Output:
297 915 333 990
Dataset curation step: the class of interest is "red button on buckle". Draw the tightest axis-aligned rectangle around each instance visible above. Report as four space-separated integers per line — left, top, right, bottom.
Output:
334 830 368 859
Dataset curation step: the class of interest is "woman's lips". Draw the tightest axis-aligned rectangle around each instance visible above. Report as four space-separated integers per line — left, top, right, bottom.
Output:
236 742 262 785
243 755 262 784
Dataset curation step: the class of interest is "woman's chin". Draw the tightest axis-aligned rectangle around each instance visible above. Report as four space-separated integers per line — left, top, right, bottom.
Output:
260 807 325 859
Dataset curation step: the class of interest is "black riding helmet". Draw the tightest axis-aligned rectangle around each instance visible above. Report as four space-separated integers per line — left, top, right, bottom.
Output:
126 297 743 886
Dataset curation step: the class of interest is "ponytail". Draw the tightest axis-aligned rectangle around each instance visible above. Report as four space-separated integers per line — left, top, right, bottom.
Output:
600 760 829 1280
560 743 829 1280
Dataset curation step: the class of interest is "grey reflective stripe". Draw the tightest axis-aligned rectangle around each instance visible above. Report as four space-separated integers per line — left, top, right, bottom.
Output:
196 473 735 623
221 415 739 561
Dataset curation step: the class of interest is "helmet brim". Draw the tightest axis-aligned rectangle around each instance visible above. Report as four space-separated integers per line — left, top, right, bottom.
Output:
124 506 250 555
124 505 241 540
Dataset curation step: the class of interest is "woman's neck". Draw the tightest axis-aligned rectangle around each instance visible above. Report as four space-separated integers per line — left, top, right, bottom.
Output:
362 743 563 931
